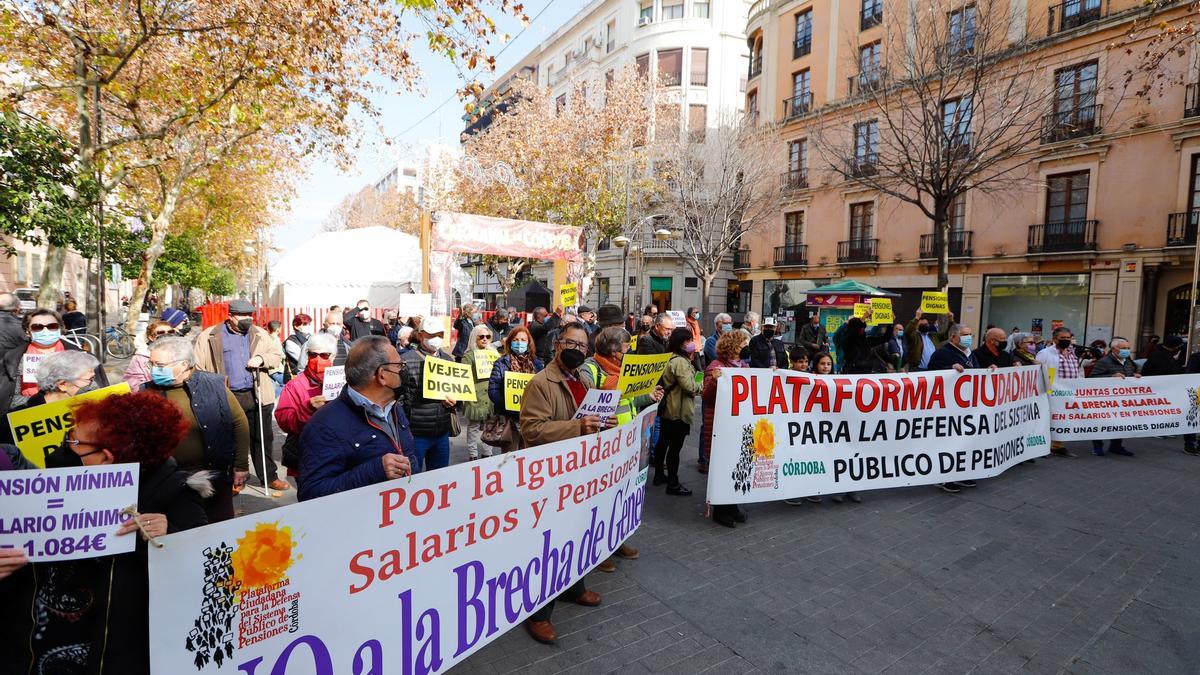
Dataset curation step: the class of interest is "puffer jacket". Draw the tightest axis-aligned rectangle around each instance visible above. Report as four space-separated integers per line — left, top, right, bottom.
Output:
1088 353 1138 378
660 353 700 424
399 346 456 437
487 353 544 421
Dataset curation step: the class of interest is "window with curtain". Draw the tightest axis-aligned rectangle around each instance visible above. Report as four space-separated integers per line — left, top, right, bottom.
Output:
690 48 708 86
785 211 805 245
1045 171 1090 223
694 0 710 18
688 104 707 143
850 202 875 241
663 1 684 20
658 48 683 86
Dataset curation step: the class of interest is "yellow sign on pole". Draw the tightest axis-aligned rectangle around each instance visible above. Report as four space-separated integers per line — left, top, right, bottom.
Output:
617 353 672 400
422 357 477 401
870 298 894 326
559 282 577 308
8 382 131 467
504 371 535 412
920 291 949 314
472 349 500 379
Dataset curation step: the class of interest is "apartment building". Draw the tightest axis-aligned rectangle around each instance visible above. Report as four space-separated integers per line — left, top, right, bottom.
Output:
738 0 1200 347
461 0 752 314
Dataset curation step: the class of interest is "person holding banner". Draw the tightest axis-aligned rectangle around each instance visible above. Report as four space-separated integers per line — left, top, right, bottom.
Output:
1037 326 1082 458
276 332 338 489
0 308 109 416
486 325 544 452
1087 337 1140 457
974 327 1015 369
398 323 457 471
652 327 701 496
2 391 209 675
704 329 751 526
1141 335 1198 455
1011 332 1041 367
298 336 416 500
146 337 251 521
462 324 497 460
517 321 605 644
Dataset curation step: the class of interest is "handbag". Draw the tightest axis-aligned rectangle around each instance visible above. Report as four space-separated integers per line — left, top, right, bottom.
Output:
481 415 514 447
449 410 462 437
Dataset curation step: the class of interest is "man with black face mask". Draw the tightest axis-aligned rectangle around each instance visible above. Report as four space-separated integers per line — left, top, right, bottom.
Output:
903 308 954 371
744 316 788 368
194 298 289 491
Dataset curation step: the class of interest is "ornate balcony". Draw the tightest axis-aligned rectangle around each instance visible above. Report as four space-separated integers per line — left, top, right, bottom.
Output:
774 244 808 266
1027 220 1098 253
838 238 879 263
1167 210 1198 247
919 230 974 259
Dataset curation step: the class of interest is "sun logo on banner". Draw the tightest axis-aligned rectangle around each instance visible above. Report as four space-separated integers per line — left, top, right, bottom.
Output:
232 522 298 591
752 419 776 459
732 419 780 494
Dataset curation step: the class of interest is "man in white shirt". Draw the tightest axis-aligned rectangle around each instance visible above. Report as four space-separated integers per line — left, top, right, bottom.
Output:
1036 326 1080 458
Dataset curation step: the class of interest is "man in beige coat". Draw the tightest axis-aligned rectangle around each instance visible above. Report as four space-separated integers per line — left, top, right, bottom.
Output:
193 299 287 491
518 322 609 645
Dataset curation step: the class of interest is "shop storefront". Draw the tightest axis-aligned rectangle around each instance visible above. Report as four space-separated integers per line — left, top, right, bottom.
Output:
982 273 1090 338
762 279 818 342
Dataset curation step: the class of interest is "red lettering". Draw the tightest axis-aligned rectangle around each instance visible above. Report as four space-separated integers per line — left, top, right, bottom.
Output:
855 378 881 413
767 377 787 414
379 488 405 528
880 377 901 411
807 380 831 413
348 549 375 594
980 374 998 406
832 378 853 413
954 375 971 408
902 377 928 409
928 378 946 407
731 375 749 416
751 376 767 415
786 375 809 412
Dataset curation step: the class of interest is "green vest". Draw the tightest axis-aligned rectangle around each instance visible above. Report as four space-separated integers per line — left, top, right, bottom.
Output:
582 361 635 425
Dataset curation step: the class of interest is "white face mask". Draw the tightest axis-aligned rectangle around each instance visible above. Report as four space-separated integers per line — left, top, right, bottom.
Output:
425 337 444 351
326 324 343 335
298 325 313 336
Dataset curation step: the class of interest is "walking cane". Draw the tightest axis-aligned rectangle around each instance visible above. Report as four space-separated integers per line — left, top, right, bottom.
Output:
245 364 277 498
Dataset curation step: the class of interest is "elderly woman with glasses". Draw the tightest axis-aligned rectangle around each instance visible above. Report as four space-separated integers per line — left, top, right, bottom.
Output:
275 332 337 489
122 319 177 391
1010 332 1040 366
143 336 250 521
0 351 103 450
461 323 497 460
0 308 109 417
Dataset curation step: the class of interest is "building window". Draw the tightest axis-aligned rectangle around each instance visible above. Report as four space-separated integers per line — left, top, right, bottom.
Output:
690 47 708 86
639 1 653 24
982 274 1089 336
788 138 807 173
628 276 637 287
663 1 684 20
785 211 805 245
685 277 698 288
694 0 710 18
861 0 883 29
950 193 967 231
794 10 812 58
658 48 682 86
739 56 749 92
727 280 752 313
1045 170 1089 223
942 96 972 144
555 94 567 114
747 89 759 122
605 20 616 53
853 120 878 169
1061 0 1101 30
948 5 977 55
657 103 680 142
1054 60 1098 119
635 53 650 78
597 278 610 305
858 42 882 87
605 69 614 91
16 254 26 283
31 253 42 284
788 69 811 117
688 104 707 143
850 202 875 241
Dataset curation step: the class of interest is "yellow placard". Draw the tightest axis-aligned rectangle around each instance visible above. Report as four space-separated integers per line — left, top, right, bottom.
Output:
617 353 672 400
1047 366 1057 389
559 282 577 308
853 303 871 319
8 382 131 467
504 371 535 412
472 349 500 379
870 298 894 326
920 291 949 314
422 357 477 401
630 335 638 350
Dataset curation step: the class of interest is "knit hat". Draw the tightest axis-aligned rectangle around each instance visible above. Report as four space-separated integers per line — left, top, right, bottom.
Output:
160 308 188 327
597 304 623 327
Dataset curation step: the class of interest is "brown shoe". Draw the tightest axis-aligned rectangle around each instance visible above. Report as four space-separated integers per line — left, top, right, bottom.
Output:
572 590 602 607
268 479 291 491
597 558 617 573
616 543 639 560
526 619 556 644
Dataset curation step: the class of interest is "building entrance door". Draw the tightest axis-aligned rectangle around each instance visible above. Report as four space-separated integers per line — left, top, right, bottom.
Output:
650 277 673 312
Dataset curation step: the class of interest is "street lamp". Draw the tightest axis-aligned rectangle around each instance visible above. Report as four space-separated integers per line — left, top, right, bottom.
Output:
613 235 631 312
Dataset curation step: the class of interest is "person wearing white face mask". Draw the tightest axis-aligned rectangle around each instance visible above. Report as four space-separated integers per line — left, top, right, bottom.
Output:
284 313 315 381
1087 337 1140 457
397 323 458 471
0 308 109 417
322 311 350 366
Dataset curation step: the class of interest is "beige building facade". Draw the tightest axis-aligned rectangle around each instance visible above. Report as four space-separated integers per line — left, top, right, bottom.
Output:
738 0 1200 348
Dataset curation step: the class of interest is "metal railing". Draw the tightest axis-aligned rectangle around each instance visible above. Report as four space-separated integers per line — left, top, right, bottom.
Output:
1048 0 1103 34
1027 219 1098 253
838 238 879 262
1041 103 1101 143
734 248 752 269
1167 210 1199 246
860 7 883 30
848 69 884 96
780 169 809 191
794 35 812 59
748 54 763 80
1186 83 1200 119
748 0 770 22
774 243 808 266
919 230 973 259
783 92 813 119
849 154 878 177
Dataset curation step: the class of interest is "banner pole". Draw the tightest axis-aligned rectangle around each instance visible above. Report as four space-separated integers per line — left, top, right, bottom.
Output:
420 210 432 295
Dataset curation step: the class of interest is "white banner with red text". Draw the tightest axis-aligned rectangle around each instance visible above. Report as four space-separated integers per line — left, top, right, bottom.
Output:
1048 374 1200 441
148 406 657 674
706 367 1052 504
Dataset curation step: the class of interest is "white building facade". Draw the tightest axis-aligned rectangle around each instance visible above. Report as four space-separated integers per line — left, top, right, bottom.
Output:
463 0 752 317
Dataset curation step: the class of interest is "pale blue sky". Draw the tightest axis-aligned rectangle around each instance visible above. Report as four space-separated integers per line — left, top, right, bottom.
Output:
273 0 581 260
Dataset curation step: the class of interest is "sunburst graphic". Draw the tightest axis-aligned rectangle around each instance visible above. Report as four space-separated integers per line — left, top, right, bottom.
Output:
752 418 776 459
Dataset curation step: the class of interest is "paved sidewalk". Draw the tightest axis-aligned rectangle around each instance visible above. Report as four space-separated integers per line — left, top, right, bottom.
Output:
237 430 1200 674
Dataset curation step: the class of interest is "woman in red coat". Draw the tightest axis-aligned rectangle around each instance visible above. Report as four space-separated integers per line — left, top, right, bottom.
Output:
702 329 749 528
275 332 337 489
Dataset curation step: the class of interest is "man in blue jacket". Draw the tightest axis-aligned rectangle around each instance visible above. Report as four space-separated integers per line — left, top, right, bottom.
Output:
298 336 417 501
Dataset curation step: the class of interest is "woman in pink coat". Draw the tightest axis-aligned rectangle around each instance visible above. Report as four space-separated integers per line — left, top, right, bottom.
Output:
275 332 337 488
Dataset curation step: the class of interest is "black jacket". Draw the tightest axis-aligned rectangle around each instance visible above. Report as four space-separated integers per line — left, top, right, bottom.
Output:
347 316 386 341
927 342 979 371
399 347 455 437
0 312 24 355
797 322 826 354
744 334 788 368
529 317 559 363
0 339 110 417
973 344 1015 369
1 458 208 675
635 331 668 355
1140 346 1183 376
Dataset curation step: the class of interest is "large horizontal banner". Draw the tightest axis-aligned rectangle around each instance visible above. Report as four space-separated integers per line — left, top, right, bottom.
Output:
1049 374 1200 441
707 367 1051 504
149 406 657 673
433 212 582 261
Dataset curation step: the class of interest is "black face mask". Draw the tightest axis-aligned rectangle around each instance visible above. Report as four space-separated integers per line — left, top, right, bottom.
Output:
1057 339 1072 351
177 324 192 336
560 348 586 370
45 444 83 468
640 324 651 332
234 318 253 334
761 329 774 339
919 324 933 333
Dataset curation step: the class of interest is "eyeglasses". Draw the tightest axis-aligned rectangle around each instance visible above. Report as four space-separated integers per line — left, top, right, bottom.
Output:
378 361 404 376
64 432 105 459
559 338 589 351
478 334 492 339
148 358 184 368
152 329 176 337
309 352 333 359
30 322 60 331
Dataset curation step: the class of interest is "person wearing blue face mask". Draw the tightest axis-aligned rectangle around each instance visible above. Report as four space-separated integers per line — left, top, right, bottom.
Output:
704 312 732 362
0 308 109 418
926 323 993 493
1087 336 1140 457
487 325 544 452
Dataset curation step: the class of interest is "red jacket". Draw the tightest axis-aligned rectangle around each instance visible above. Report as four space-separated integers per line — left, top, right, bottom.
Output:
275 372 322 436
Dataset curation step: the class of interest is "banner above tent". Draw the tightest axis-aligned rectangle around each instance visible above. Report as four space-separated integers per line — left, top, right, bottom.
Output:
433 212 583 261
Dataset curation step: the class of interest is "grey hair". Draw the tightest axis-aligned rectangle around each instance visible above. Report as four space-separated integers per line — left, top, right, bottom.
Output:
467 323 492 344
1109 336 1129 349
0 293 17 312
652 313 673 328
713 312 731 328
594 326 631 357
1012 332 1036 346
1051 326 1072 339
743 311 761 326
947 323 965 339
299 332 338 366
493 308 509 320
149 336 196 367
735 328 752 339
36 351 99 392
345 336 394 387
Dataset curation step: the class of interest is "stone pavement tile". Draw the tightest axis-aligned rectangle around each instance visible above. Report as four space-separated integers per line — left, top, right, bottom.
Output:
699 655 760 674
655 644 741 674
634 636 706 672
1061 659 1119 675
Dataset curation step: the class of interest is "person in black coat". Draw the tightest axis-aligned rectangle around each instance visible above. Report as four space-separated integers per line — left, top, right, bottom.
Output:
634 313 672 355
528 307 559 362
973 327 1015 369
832 317 894 373
744 317 789 367
1141 336 1195 455
1 391 210 675
452 303 478 358
346 300 387 341
926 324 981 372
0 292 26 354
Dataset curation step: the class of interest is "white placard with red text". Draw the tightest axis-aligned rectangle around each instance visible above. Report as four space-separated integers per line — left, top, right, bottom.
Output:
1048 374 1200 441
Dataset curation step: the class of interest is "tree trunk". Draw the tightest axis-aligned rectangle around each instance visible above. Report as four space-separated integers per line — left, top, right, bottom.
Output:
578 237 597 302
700 273 714 324
123 196 179 334
934 196 951 293
35 245 67 308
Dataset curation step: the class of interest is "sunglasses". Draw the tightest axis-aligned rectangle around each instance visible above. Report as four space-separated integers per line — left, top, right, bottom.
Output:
309 352 333 359
478 334 492 339
152 329 176 337
30 322 60 331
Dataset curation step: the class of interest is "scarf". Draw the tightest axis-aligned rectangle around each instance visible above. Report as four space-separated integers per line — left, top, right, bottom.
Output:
593 353 622 390
508 352 535 374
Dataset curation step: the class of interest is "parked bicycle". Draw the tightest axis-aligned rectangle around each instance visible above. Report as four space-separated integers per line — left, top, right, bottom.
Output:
103 325 136 359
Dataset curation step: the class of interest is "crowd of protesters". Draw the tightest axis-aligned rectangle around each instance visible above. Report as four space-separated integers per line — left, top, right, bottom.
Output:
1 290 1197 669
